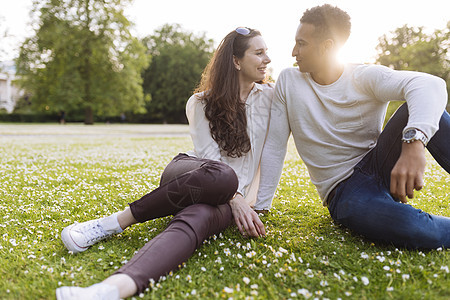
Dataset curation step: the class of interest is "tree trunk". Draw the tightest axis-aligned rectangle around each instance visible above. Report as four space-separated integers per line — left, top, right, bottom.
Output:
82 0 93 125
84 106 94 124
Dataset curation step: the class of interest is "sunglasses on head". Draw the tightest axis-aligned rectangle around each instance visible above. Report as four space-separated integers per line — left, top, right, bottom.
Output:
235 27 251 35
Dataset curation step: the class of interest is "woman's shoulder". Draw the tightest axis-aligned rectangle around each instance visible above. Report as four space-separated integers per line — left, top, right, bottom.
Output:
187 92 205 105
254 82 275 99
186 93 205 115
256 82 275 90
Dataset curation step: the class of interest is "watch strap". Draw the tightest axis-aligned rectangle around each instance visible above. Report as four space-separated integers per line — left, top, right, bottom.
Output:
402 128 428 146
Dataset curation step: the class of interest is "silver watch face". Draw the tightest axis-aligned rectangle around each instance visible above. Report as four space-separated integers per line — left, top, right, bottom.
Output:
404 129 417 139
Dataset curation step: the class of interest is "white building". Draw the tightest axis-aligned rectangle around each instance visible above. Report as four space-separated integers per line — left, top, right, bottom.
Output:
0 61 23 113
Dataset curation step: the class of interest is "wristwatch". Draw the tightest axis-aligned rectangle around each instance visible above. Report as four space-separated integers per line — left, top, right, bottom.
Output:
402 128 428 146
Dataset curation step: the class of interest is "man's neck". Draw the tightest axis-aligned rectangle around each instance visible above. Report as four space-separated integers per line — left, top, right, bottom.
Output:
310 61 344 85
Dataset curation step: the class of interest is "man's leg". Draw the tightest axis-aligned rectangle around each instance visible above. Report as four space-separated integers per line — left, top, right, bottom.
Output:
329 104 450 249
329 169 450 249
425 109 450 173
364 103 450 188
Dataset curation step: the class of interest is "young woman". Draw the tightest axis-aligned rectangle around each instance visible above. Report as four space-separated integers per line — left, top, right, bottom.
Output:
56 27 273 300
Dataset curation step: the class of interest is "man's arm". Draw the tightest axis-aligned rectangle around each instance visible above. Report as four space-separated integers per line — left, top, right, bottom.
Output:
359 66 447 202
254 78 291 210
390 72 446 202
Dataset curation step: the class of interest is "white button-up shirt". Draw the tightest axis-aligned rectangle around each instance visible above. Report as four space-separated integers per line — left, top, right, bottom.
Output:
185 83 274 205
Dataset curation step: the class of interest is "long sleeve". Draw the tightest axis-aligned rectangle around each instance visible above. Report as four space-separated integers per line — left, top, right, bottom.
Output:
185 95 222 161
254 79 291 210
354 65 448 139
186 84 274 199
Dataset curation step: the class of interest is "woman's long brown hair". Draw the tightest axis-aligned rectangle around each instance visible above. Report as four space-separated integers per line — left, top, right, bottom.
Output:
195 28 262 158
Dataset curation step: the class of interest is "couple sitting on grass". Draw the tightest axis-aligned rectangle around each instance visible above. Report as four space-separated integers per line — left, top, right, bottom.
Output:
56 4 450 300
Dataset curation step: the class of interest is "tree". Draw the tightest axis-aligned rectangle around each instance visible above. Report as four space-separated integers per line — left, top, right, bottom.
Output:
0 16 8 71
16 0 149 124
376 23 450 109
141 24 213 123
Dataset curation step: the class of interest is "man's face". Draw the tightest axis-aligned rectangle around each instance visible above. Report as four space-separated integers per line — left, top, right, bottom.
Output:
292 23 324 73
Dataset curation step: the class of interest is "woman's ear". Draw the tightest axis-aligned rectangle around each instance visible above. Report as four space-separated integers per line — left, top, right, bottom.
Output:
233 55 241 71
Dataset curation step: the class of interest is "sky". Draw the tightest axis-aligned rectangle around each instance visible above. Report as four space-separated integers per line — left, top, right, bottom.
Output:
2 0 450 79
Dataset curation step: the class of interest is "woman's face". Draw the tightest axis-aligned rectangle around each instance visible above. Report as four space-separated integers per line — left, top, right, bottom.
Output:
235 36 271 82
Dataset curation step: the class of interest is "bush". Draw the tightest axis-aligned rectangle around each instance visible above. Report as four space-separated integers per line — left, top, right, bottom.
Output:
383 101 405 128
0 113 59 123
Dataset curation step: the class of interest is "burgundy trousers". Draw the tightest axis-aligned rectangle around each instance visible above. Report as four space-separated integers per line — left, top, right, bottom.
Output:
114 154 238 293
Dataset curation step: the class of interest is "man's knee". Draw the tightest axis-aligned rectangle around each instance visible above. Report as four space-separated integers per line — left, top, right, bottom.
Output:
338 201 447 249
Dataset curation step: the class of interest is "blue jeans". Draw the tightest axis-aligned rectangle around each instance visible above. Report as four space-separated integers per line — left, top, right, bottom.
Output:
328 104 450 249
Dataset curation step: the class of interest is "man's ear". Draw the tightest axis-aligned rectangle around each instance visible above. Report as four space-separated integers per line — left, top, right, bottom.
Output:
233 55 241 71
321 39 334 55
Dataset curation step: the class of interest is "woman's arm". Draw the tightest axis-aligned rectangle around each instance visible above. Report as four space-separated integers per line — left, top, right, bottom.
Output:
187 94 266 238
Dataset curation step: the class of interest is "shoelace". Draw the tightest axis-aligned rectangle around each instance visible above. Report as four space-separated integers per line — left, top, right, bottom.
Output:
78 221 109 245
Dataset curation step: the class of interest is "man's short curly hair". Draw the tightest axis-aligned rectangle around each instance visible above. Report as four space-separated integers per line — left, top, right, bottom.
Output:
300 4 351 44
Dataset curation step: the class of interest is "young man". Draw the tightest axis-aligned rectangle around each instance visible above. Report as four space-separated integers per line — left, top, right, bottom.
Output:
254 4 450 248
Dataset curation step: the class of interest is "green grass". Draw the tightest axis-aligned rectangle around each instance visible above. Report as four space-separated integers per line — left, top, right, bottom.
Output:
0 124 449 300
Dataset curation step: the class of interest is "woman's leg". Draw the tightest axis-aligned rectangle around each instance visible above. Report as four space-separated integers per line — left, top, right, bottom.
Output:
56 274 137 300
116 207 138 230
113 203 233 295
102 274 137 299
110 153 237 230
74 153 214 233
61 154 237 253
57 203 233 299
129 154 237 222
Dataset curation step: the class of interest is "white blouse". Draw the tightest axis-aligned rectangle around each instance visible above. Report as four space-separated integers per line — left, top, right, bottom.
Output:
185 83 274 205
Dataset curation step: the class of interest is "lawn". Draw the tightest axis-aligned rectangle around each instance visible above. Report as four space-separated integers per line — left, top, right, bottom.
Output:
0 124 449 299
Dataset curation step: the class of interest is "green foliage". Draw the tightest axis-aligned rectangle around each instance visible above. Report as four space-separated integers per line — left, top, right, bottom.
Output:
0 125 449 299
15 0 150 124
383 101 405 128
0 15 7 68
376 23 450 109
141 24 214 123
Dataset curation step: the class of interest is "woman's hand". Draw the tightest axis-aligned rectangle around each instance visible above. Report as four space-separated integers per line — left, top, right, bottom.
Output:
229 194 266 237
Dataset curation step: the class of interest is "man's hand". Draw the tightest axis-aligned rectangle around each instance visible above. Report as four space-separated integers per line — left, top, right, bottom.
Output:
390 141 426 203
229 194 266 237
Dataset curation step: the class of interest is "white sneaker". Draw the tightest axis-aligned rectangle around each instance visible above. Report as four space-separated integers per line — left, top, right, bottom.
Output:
61 213 123 253
56 283 120 300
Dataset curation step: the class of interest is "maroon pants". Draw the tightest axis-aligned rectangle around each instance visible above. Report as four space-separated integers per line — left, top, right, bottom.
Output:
114 154 238 293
